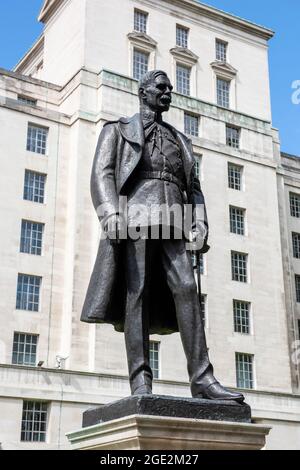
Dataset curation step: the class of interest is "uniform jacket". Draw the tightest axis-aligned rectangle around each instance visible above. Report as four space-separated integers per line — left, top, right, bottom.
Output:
81 113 209 334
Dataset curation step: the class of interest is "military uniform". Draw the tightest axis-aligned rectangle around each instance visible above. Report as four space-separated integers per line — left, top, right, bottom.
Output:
123 113 214 394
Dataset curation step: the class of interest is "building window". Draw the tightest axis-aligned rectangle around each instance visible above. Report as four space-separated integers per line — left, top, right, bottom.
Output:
216 40 228 62
26 124 48 155
176 64 191 96
16 274 41 312
236 353 254 389
217 78 230 108
292 233 300 259
21 401 48 442
228 163 242 191
230 206 245 235
290 193 300 218
192 253 204 275
296 275 300 303
194 155 201 180
184 113 199 137
226 125 240 149
176 25 189 48
134 9 148 33
20 220 44 256
24 170 46 204
12 333 38 366
18 96 37 107
233 301 250 334
199 253 204 275
231 252 248 283
201 294 207 326
133 49 149 80
150 341 160 379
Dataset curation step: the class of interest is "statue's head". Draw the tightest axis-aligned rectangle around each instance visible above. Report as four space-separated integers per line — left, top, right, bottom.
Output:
138 70 173 113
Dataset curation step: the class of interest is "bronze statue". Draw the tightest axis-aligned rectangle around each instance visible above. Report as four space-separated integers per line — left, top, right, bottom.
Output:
81 70 244 403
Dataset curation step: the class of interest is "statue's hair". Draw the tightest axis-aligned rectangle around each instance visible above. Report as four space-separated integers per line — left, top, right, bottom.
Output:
138 70 168 92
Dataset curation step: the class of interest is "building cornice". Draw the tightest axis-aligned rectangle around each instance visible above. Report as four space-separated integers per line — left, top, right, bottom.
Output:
0 98 70 125
0 67 61 90
13 35 44 73
281 152 300 161
162 0 274 40
39 1 274 40
38 0 66 23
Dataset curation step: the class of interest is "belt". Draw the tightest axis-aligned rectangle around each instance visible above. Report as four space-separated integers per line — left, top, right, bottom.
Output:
139 171 186 192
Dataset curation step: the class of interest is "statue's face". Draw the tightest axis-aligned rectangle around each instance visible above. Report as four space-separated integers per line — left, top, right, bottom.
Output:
141 74 173 112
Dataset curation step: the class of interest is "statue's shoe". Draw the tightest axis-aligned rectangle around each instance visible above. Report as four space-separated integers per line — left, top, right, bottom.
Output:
193 382 245 403
132 384 152 396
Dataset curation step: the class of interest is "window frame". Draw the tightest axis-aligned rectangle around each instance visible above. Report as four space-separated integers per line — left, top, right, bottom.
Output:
231 251 248 283
132 47 150 81
26 123 48 156
134 9 148 34
194 154 202 181
216 77 231 108
235 353 255 390
149 340 160 379
21 401 48 443
229 206 246 236
290 192 300 218
20 220 44 256
200 294 207 328
12 332 39 367
295 275 300 303
228 163 243 191
18 95 37 107
226 125 241 149
176 63 191 96
292 232 300 259
16 274 42 312
192 253 205 275
176 25 189 49
23 170 47 204
216 39 228 62
184 112 199 137
233 300 251 335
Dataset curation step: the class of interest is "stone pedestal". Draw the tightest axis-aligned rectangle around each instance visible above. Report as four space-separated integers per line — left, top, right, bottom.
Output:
66 395 271 451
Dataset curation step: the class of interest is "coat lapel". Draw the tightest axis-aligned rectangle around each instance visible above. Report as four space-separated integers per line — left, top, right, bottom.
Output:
119 113 145 147
118 113 144 193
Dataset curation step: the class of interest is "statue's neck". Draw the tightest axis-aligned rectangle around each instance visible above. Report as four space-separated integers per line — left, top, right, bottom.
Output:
140 104 163 125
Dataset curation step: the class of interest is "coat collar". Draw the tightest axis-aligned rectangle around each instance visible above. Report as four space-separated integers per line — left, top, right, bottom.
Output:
119 113 145 147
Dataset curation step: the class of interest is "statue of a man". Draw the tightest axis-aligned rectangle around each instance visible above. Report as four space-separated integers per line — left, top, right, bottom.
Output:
81 70 244 403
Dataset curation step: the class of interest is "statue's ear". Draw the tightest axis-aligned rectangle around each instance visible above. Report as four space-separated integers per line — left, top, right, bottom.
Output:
139 87 146 102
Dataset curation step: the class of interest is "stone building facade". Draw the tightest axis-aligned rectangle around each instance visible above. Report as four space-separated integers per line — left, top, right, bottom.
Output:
0 0 299 449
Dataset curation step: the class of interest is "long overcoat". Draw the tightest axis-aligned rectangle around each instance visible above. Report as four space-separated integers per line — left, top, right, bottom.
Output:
80 113 209 334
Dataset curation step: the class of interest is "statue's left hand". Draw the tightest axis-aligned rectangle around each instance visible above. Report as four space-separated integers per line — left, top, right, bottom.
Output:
190 231 205 252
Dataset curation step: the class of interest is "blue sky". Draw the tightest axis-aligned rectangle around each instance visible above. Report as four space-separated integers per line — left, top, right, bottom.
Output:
0 0 299 155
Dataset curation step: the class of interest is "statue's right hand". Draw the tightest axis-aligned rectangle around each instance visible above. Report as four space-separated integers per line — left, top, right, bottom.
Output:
104 214 125 244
